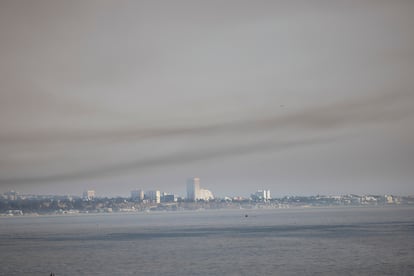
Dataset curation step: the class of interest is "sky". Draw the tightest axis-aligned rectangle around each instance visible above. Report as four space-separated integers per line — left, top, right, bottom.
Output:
0 0 413 197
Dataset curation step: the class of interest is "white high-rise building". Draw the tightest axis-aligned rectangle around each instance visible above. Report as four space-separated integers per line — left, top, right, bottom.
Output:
187 177 200 201
145 190 161 204
186 177 214 201
83 190 95 200
4 190 18 201
253 190 271 201
265 190 271 200
131 189 144 201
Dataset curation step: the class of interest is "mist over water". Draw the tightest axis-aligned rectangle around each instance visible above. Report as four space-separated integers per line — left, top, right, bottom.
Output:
1 207 413 275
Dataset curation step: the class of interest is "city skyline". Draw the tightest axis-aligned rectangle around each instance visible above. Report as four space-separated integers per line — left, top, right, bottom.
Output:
2 182 412 200
1 1 414 197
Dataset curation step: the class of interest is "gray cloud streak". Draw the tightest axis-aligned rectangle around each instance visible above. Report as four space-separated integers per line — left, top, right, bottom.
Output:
0 90 412 186
0 90 412 145
0 136 339 185
1 0 414 195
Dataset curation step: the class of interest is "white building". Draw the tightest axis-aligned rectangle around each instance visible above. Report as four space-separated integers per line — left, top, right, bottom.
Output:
4 190 18 201
145 190 161 204
252 190 271 201
187 177 200 201
83 190 95 200
198 188 214 201
131 189 145 201
186 177 214 201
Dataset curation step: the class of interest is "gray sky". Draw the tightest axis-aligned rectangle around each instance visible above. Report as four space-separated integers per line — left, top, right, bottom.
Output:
1 0 413 197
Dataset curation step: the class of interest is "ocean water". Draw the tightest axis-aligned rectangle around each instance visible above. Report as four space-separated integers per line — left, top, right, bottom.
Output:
1 207 413 275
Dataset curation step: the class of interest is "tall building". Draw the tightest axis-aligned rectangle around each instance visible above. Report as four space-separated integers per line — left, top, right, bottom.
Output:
131 189 144 202
186 177 214 201
187 177 200 201
145 190 161 204
83 190 95 201
4 190 18 201
265 190 271 200
161 193 178 203
252 190 271 201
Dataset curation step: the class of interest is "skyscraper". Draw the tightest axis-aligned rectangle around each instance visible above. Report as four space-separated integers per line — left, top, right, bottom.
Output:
252 190 271 201
186 177 200 201
145 190 161 204
186 177 214 201
82 190 95 201
131 189 144 202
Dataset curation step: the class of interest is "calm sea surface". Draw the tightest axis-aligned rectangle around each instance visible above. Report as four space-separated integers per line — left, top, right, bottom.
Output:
1 206 413 275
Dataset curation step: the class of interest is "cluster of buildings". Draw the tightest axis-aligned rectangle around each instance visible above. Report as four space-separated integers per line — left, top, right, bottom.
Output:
128 177 214 204
5 178 409 208
2 183 414 216
130 189 166 204
251 190 271 202
2 177 269 205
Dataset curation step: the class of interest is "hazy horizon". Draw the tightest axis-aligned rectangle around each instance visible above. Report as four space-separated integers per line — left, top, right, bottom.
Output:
1 0 413 197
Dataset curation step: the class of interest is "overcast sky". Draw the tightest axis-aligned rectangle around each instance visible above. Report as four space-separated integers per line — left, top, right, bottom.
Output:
0 0 413 197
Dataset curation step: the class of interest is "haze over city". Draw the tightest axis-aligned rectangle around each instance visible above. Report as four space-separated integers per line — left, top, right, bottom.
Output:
1 0 414 197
